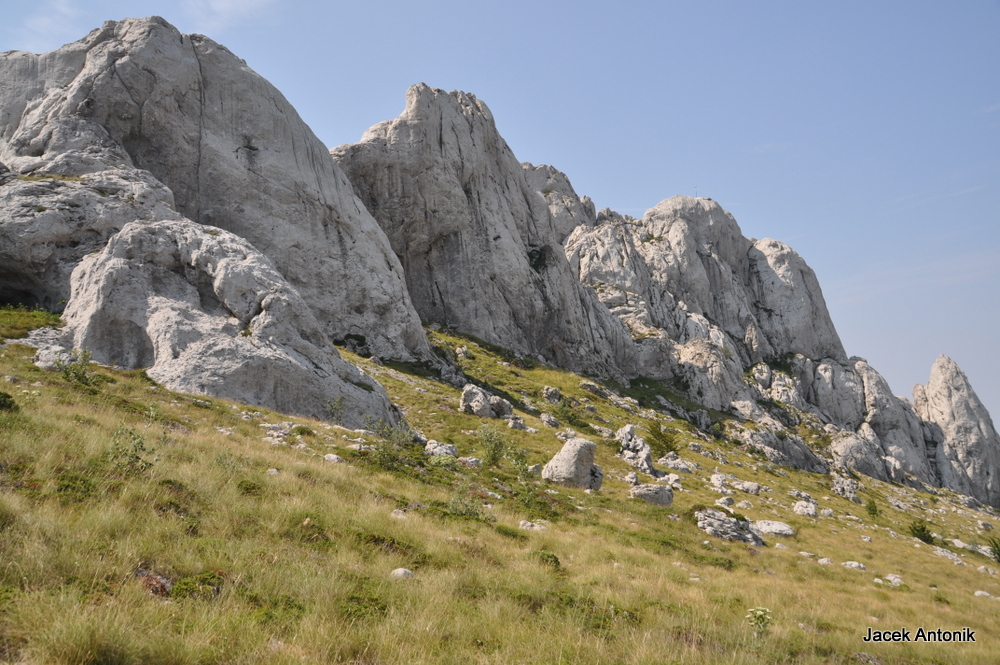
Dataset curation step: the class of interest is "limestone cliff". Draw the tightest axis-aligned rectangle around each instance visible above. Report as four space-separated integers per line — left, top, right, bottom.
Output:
332 84 638 379
0 17 427 360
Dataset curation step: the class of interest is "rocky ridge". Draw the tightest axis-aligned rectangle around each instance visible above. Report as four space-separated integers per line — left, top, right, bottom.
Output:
0 19 998 508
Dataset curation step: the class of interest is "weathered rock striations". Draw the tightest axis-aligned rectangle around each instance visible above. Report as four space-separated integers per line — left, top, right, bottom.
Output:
332 84 637 379
50 220 398 427
0 17 427 359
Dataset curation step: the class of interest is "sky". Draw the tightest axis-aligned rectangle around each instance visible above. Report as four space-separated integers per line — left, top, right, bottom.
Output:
3 0 999 417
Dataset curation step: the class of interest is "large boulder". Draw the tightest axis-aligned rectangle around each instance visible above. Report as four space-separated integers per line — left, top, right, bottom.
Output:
914 356 1000 507
52 219 398 428
629 484 673 506
332 84 637 379
0 17 427 359
542 438 603 490
458 383 512 419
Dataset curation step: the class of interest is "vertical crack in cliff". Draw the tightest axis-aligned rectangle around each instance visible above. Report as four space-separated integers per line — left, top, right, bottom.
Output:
190 40 206 223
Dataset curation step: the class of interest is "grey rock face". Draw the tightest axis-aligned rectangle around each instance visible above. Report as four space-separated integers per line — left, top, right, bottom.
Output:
57 220 398 427
458 383 511 418
615 424 659 476
793 501 818 517
0 168 179 309
541 438 603 490
0 17 427 359
914 356 1000 507
565 197 846 366
425 441 457 456
522 163 596 242
629 484 673 506
831 424 889 482
752 521 796 537
733 426 828 474
831 473 864 504
695 509 764 545
332 84 637 379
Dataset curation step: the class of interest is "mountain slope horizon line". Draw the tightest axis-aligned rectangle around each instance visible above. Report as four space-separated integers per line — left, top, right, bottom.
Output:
1 16 999 508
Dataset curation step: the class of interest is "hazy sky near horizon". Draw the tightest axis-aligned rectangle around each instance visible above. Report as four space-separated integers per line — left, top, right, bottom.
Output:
3 1 999 416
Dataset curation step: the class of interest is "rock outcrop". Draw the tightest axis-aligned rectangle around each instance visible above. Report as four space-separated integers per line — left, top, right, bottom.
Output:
459 383 512 419
914 356 1000 507
52 219 398 427
615 424 659 476
542 438 603 490
564 198 846 366
0 17 427 359
332 84 637 378
0 168 179 308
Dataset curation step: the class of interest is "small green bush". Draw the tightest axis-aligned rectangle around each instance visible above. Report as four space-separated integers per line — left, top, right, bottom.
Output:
107 427 154 477
646 424 678 457
987 536 1000 564
56 472 96 503
533 550 561 569
236 479 264 496
909 518 935 544
476 424 510 468
55 349 97 387
865 497 879 519
446 494 491 522
0 392 17 412
327 396 345 424
552 399 590 430
290 425 314 437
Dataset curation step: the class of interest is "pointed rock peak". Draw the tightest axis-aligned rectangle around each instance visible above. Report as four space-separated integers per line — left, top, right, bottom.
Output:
915 354 1000 507
930 354 961 380
920 355 982 406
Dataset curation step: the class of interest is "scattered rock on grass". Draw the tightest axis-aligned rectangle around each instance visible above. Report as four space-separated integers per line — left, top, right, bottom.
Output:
629 484 673 506
425 441 458 456
752 520 795 537
542 438 603 490
695 508 764 546
793 501 818 517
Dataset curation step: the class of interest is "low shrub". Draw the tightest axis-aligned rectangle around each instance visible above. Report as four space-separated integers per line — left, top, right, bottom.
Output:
908 518 935 544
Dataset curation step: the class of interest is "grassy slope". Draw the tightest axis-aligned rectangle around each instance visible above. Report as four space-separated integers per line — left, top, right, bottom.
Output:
0 309 997 664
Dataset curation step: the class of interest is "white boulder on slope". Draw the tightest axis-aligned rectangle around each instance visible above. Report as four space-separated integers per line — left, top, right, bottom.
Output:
52 219 398 428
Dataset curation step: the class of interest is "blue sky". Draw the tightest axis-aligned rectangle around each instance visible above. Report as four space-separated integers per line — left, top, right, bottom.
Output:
4 0 999 416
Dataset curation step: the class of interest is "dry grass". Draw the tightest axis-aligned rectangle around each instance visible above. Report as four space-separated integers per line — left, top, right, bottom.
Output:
0 319 996 663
